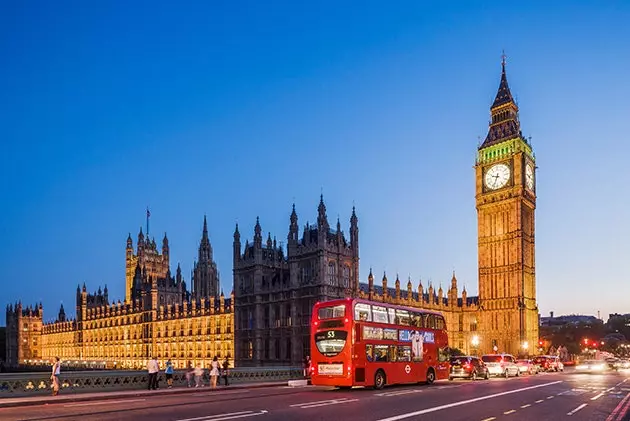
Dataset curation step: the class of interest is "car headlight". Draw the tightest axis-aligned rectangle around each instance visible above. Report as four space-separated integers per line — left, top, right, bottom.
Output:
576 365 587 370
593 364 606 370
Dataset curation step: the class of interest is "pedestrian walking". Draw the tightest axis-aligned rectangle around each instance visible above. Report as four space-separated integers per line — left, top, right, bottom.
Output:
147 356 159 390
194 364 204 387
185 362 195 387
165 359 174 388
303 355 311 379
210 356 220 389
51 357 61 396
222 357 230 386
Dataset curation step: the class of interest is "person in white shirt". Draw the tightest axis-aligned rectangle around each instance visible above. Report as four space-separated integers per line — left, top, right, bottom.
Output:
147 357 159 390
51 357 61 396
411 331 424 361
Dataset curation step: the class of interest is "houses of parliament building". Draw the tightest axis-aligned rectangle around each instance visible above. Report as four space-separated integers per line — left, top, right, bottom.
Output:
5 217 234 370
6 59 539 368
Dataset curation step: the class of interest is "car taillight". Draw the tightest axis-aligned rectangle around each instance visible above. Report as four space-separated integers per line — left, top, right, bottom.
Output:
464 363 471 369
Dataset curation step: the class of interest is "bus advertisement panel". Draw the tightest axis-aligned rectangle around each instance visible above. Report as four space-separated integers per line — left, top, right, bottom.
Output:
311 298 450 389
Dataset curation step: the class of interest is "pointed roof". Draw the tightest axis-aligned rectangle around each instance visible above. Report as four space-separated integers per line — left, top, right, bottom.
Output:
491 55 515 109
480 54 523 149
202 215 209 239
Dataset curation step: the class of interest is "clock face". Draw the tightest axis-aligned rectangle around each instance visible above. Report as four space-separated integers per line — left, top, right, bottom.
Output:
484 163 511 190
525 163 534 190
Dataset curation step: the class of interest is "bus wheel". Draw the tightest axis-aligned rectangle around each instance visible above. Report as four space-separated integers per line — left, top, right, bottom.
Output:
426 368 436 385
374 370 386 390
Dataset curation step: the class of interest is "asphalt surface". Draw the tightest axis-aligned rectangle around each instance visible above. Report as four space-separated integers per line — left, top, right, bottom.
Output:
2 370 629 421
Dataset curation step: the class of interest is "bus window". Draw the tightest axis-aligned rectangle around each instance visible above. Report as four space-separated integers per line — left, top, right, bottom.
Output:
426 314 437 329
388 308 396 324
388 346 398 362
318 305 345 320
436 316 446 330
366 344 374 362
374 344 388 362
438 347 449 362
372 305 388 324
398 346 411 362
411 312 424 328
396 310 410 326
354 303 372 322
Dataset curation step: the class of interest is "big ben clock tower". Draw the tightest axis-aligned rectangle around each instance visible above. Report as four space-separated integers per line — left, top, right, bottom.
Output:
476 56 538 356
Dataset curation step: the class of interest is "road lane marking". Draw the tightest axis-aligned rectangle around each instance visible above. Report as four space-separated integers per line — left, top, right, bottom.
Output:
503 409 516 414
64 398 146 407
480 418 496 421
375 389 423 397
175 411 268 421
535 399 544 403
546 396 554 399
605 392 630 421
290 397 359 409
567 404 587 416
592 392 605 401
520 404 531 408
375 381 562 421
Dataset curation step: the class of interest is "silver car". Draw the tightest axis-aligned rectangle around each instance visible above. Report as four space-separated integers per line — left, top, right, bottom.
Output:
481 354 520 377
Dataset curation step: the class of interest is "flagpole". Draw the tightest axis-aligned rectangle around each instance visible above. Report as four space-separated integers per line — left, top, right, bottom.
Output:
146 207 150 238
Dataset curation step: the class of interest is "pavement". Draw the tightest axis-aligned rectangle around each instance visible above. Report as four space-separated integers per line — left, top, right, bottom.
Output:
0 370 629 421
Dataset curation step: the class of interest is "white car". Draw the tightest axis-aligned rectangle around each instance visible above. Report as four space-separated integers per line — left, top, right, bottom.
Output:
481 354 520 377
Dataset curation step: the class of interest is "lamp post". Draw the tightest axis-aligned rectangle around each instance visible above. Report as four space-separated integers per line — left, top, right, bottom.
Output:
522 341 529 358
471 335 480 356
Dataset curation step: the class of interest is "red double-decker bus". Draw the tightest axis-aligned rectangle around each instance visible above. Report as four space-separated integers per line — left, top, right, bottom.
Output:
310 298 450 389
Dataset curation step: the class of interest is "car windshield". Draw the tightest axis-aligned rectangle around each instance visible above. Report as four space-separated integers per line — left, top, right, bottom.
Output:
450 357 470 364
482 355 502 363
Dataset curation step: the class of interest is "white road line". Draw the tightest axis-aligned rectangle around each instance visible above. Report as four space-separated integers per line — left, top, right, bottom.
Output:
296 399 359 409
547 396 554 399
480 418 496 421
290 398 350 407
520 404 531 408
375 381 562 421
175 411 268 421
376 389 423 397
64 398 146 407
567 404 588 416
535 399 544 403
504 409 516 414
591 392 605 401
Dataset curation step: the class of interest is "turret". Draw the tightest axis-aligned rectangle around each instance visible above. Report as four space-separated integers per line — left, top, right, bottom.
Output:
407 277 413 299
233 223 241 265
137 227 145 255
317 194 329 237
162 232 169 260
288 204 298 251
58 303 66 322
266 232 273 249
382 272 388 298
368 268 374 295
254 217 262 248
350 206 358 254
395 275 401 300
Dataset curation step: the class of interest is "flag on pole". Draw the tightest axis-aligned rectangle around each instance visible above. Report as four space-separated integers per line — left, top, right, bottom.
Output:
147 208 151 218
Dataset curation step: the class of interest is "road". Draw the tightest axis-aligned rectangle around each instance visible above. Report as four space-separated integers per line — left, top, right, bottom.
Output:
2 370 629 421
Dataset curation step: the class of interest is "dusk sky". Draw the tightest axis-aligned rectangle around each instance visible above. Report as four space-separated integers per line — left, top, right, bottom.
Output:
1 1 629 325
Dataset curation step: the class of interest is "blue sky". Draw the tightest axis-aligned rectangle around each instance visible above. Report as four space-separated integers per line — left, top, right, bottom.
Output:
1 1 629 325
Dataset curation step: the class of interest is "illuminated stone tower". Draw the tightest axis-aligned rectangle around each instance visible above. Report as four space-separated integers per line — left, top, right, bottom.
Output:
476 57 538 356
125 227 170 303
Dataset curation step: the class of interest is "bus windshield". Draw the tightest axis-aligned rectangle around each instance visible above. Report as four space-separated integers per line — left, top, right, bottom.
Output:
314 330 348 357
318 305 345 320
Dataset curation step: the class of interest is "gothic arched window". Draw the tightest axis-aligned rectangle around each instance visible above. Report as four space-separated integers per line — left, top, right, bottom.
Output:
327 262 336 285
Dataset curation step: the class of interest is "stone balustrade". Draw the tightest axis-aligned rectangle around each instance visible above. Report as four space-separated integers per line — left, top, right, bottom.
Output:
0 367 303 397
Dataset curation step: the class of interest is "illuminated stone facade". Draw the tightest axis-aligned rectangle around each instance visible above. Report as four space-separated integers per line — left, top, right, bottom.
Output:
6 218 234 369
475 59 539 356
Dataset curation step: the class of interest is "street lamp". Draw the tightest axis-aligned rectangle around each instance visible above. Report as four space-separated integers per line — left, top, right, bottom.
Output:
521 341 529 358
471 335 480 355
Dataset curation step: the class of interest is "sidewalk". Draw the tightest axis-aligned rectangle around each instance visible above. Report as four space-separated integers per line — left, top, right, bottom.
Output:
0 381 291 409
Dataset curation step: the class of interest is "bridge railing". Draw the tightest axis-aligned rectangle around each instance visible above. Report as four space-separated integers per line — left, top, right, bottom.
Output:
0 367 303 397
